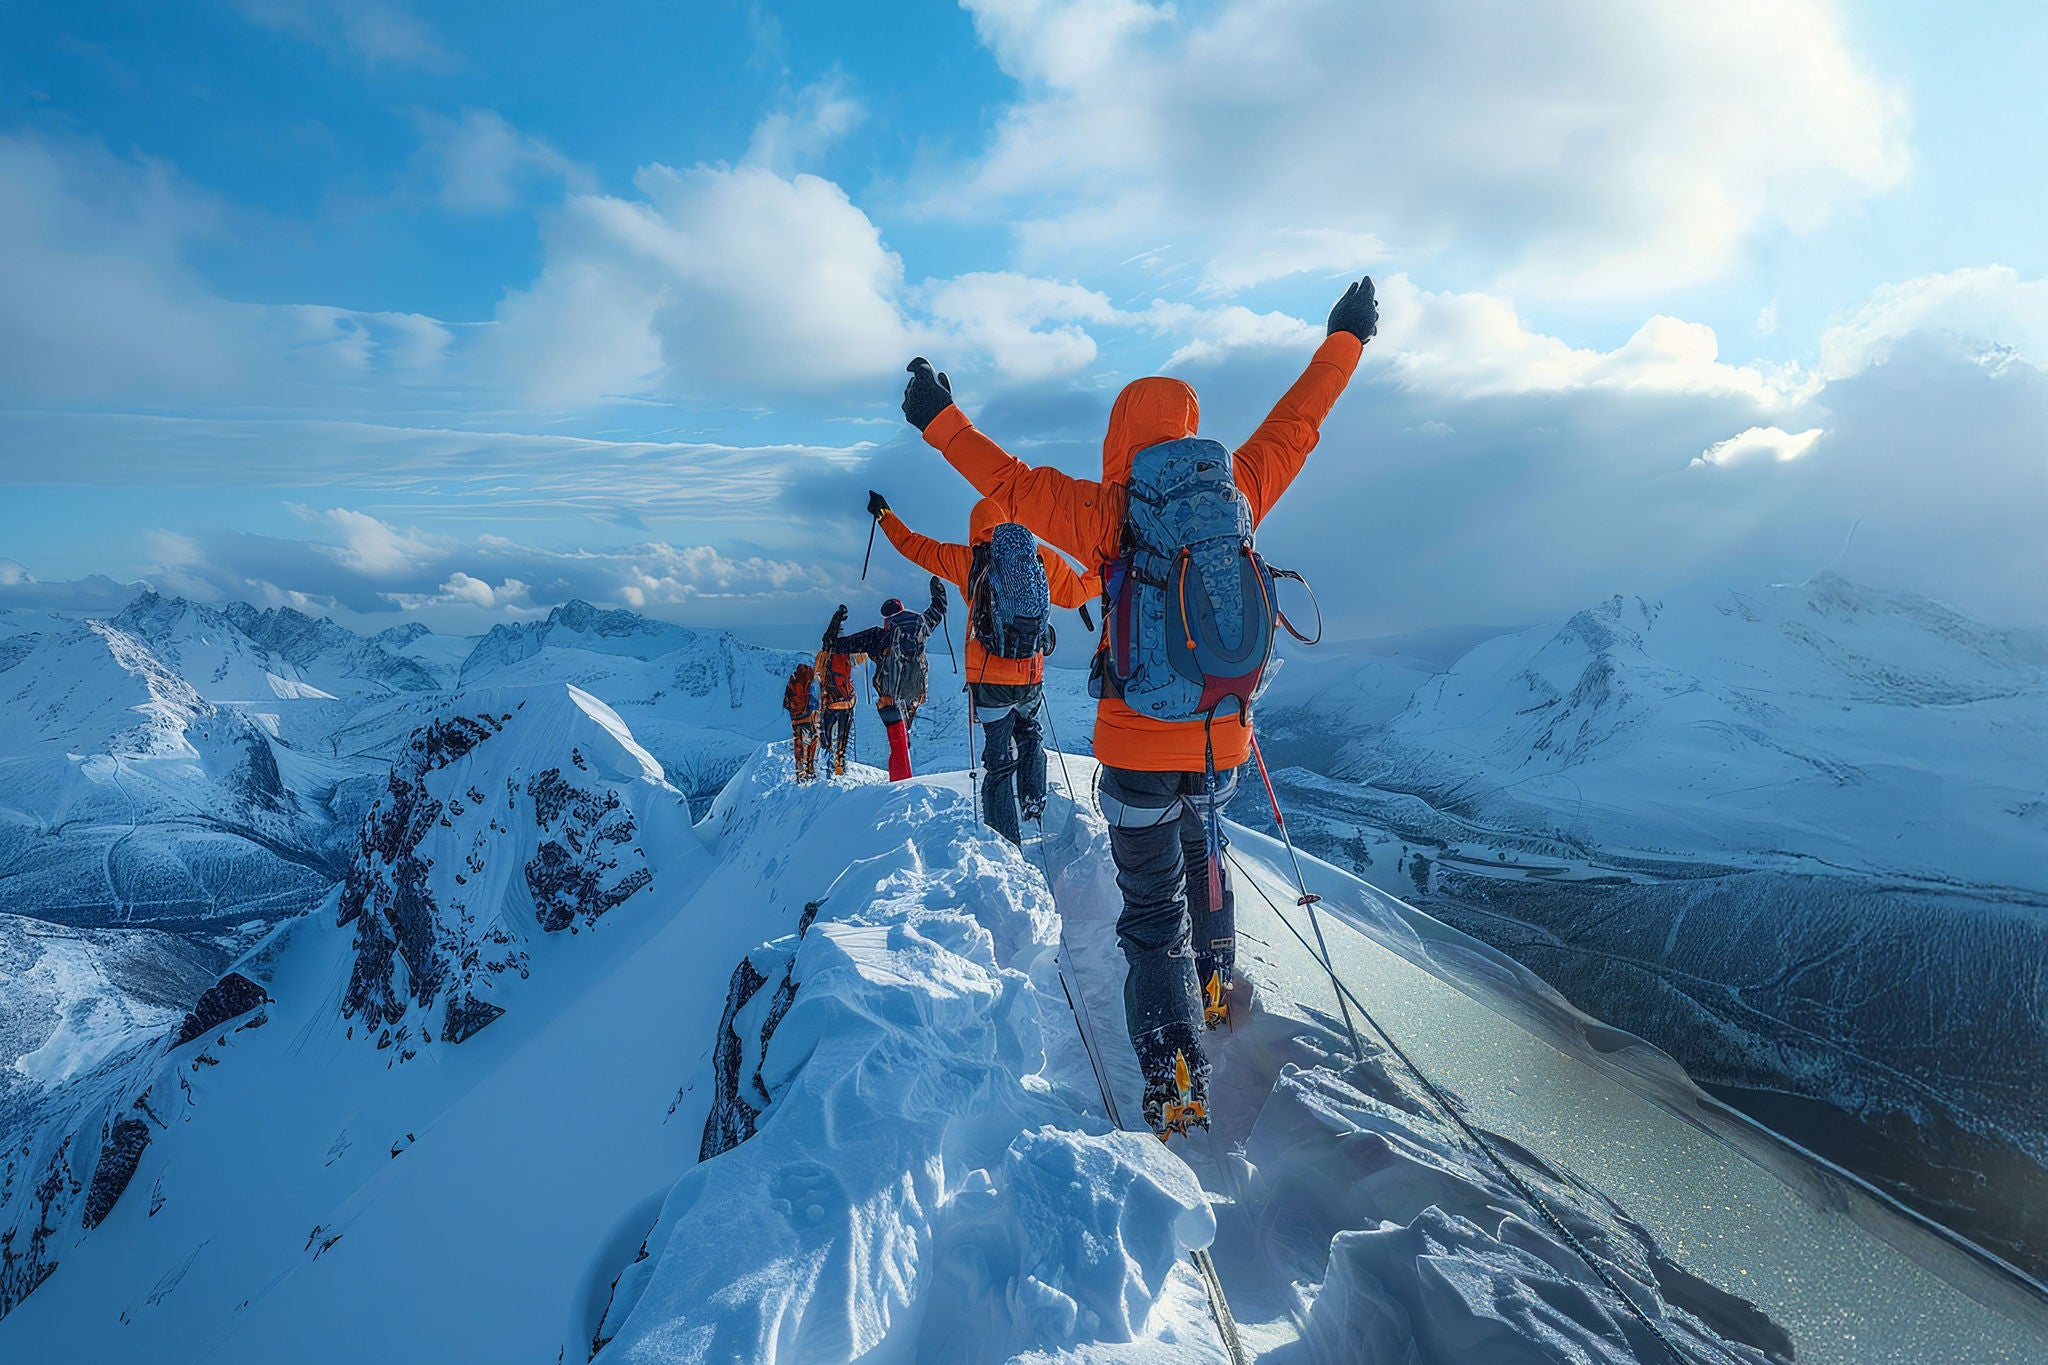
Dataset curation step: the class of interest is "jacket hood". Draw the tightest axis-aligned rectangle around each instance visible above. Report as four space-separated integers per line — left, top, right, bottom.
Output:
968 497 1006 544
1102 377 1200 483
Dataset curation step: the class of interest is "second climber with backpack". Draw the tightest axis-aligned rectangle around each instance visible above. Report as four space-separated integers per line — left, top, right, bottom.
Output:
896 277 1378 1140
863 490 1098 843
821 576 948 781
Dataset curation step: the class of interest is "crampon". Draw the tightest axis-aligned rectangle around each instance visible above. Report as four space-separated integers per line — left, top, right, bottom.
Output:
1148 1050 1209 1141
1202 970 1231 1031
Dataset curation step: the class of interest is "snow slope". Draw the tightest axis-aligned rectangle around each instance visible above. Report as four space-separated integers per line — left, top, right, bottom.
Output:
13 691 2025 1361
1252 574 2048 1276
0 611 340 938
1342 574 2048 888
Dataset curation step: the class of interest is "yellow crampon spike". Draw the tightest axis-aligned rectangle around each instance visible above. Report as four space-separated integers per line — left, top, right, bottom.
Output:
1202 971 1230 1031
1158 1049 1207 1140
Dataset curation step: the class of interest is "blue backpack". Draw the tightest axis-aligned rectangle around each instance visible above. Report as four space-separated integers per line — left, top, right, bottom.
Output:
1095 437 1309 723
971 523 1053 660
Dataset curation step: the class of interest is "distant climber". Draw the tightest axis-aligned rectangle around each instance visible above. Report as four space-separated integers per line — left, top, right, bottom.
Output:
814 626 860 778
822 577 948 781
899 277 1378 1138
783 661 820 783
865 489 1097 844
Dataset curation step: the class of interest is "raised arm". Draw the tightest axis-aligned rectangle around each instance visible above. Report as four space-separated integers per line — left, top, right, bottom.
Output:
1040 547 1098 609
873 497 972 593
919 574 948 631
904 359 1107 564
830 624 890 657
1232 278 1376 524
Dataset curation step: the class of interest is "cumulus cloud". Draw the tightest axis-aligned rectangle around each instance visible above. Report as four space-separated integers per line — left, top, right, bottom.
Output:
385 572 536 613
1368 275 1800 404
1819 265 2048 379
418 109 592 213
288 506 439 576
127 512 838 629
924 272 1126 380
952 0 1908 296
481 162 921 404
1182 339 2045 634
1691 426 1825 468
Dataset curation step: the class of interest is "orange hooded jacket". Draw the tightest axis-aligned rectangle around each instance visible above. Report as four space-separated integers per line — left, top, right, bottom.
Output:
880 497 1097 687
920 331 1364 772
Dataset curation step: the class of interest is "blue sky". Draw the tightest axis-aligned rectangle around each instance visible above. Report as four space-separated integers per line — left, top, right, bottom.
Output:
1 0 2042 636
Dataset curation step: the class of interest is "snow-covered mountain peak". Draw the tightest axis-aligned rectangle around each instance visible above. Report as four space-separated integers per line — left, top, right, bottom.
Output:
336 684 693 1054
109 591 443 704
460 598 710 680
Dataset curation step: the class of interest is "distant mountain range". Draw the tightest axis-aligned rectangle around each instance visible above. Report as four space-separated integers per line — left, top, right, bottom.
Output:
1255 573 2048 1274
2 574 2041 1282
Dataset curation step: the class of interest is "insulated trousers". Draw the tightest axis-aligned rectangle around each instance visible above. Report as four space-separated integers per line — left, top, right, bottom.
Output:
974 682 1045 846
1097 764 1238 1051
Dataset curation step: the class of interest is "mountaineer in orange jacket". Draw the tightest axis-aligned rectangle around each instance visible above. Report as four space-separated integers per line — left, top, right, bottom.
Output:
898 277 1377 1137
866 490 1098 844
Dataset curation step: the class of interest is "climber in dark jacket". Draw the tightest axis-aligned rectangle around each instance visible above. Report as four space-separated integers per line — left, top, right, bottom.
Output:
822 575 947 780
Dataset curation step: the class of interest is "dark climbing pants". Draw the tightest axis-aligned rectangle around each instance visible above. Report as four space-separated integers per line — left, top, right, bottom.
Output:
974 682 1045 846
1098 764 1238 1048
820 708 853 776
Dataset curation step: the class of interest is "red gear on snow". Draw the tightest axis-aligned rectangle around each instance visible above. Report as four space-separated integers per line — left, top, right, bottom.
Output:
885 720 912 781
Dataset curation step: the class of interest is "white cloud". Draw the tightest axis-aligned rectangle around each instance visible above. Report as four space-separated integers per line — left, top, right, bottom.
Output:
385 572 534 612
301 507 439 576
1819 266 2048 379
953 0 1908 296
1151 303 1320 369
0 134 453 404
482 163 920 404
227 0 446 69
1691 425 1825 468
924 272 1125 380
745 74 867 173
112 505 844 627
1368 275 1800 403
419 109 591 213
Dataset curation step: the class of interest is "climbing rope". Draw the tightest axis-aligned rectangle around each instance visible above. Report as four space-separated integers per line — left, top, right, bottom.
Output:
1223 848 1702 1365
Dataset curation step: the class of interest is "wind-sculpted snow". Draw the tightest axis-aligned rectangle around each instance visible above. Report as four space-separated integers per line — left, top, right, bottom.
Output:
1248 1063 1787 1364
591 747 1218 1362
337 686 688 1055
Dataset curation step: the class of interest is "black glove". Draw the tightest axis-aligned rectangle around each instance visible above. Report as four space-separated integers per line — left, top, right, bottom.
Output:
824 603 848 645
1078 602 1095 632
901 358 954 431
867 490 890 519
1327 276 1378 343
929 574 946 608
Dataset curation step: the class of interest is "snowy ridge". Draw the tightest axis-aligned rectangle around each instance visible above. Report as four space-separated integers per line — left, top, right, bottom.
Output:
590 748 1218 1361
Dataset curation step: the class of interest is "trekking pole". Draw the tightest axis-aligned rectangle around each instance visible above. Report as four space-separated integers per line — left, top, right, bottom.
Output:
1248 732 1363 1061
860 518 877 580
941 613 958 675
966 690 980 826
